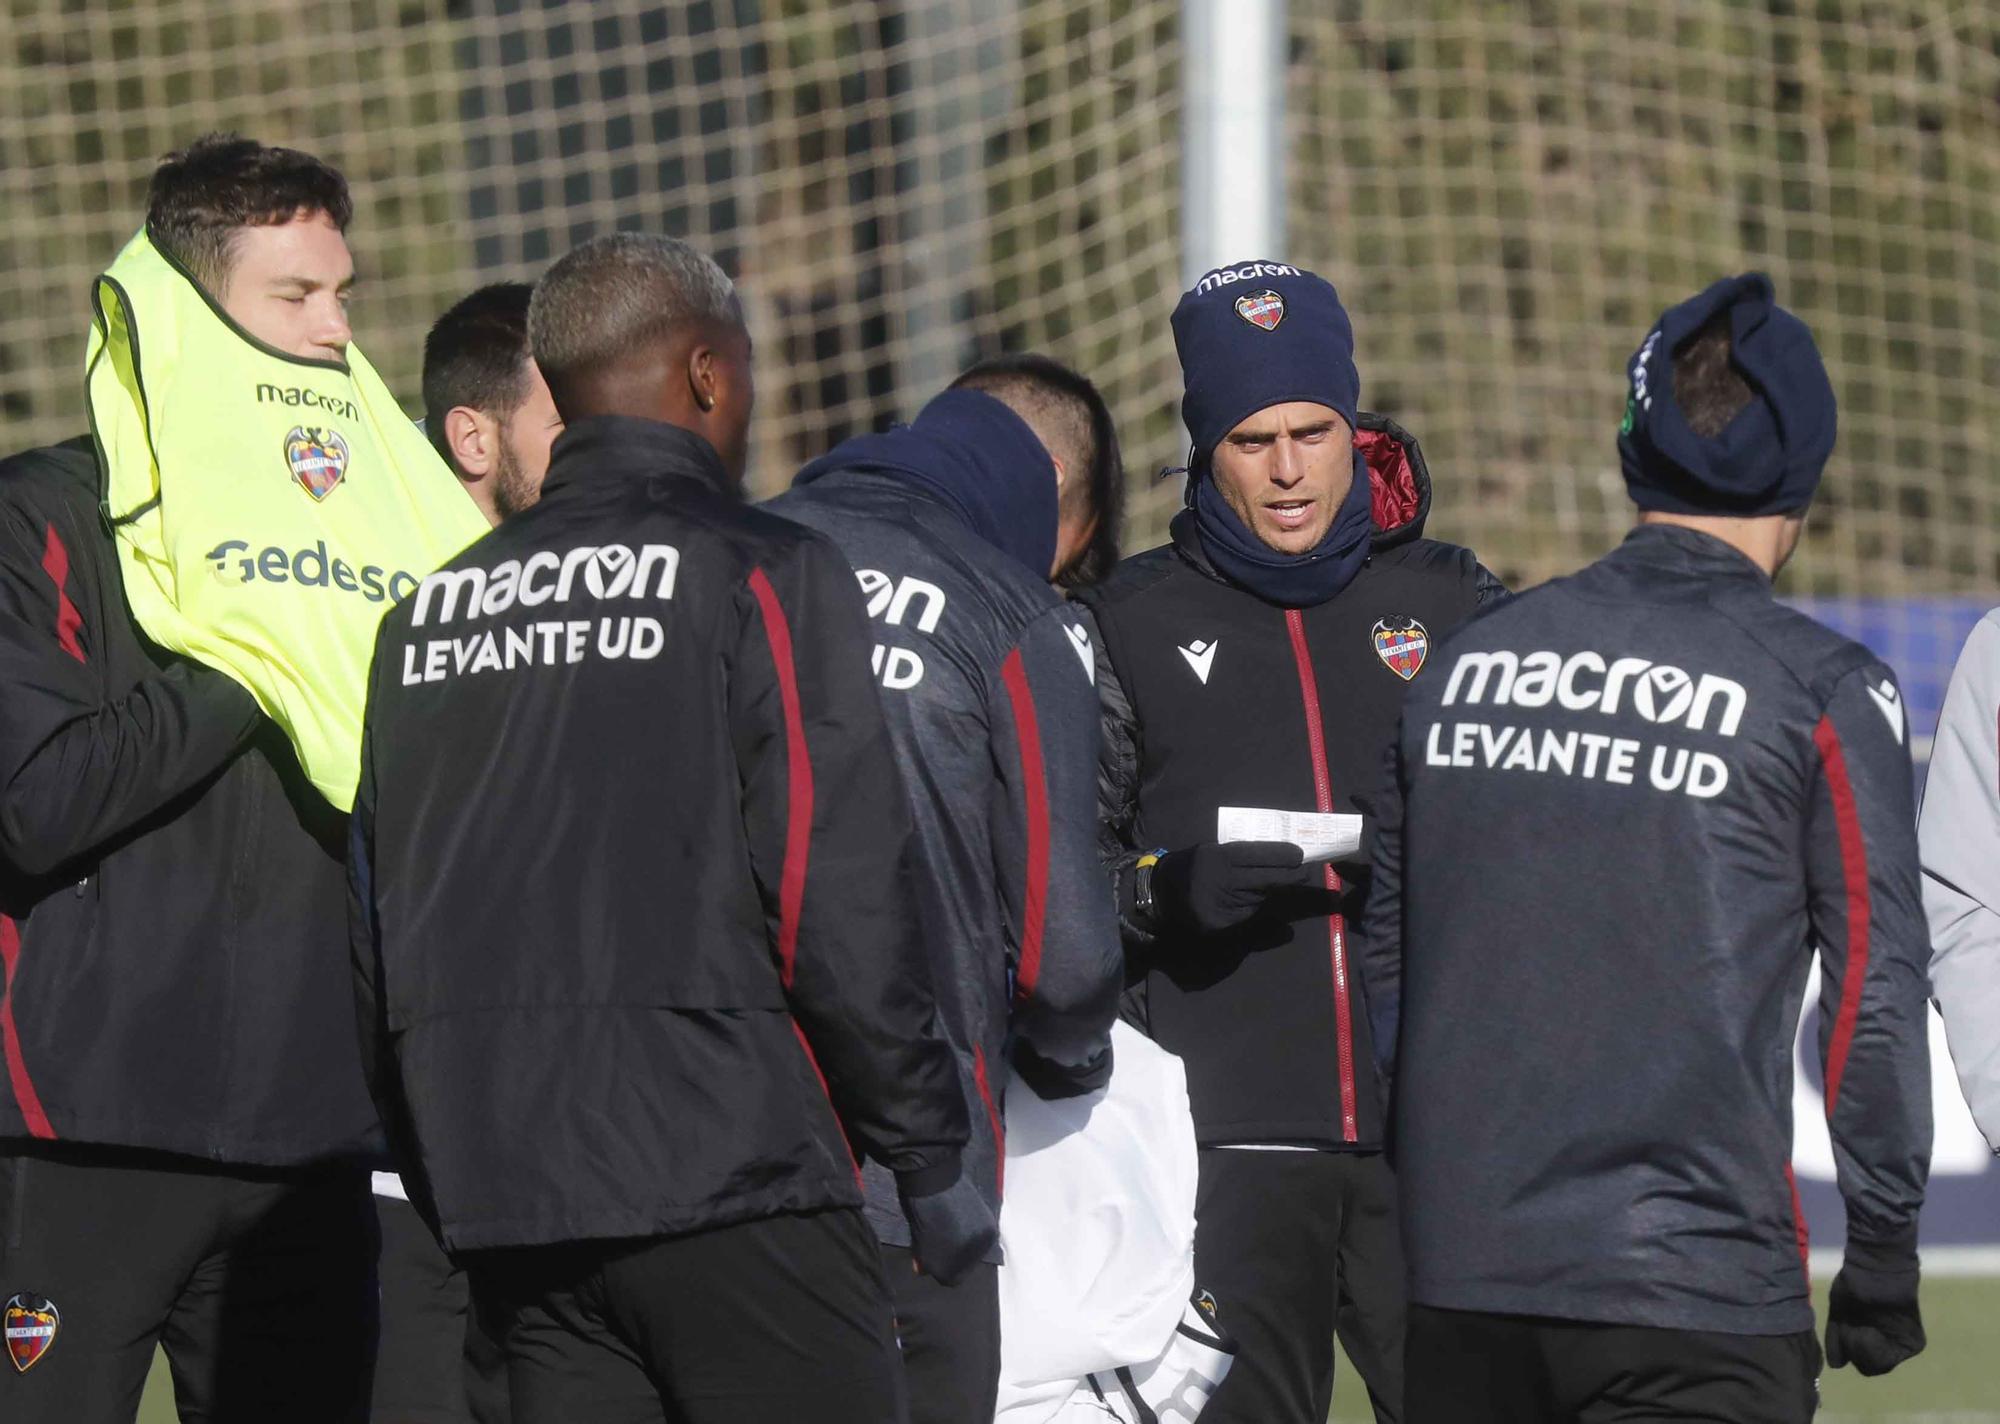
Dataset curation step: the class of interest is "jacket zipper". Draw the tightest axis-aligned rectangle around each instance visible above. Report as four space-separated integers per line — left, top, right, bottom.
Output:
1284 608 1358 1142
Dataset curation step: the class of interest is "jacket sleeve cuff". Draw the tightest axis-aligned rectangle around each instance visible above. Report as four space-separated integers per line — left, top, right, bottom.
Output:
1013 1040 1113 1101
1842 1223 1921 1276
893 1153 964 1200
1113 854 1162 946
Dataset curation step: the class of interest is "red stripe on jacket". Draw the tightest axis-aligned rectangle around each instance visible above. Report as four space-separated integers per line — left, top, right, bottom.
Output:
747 568 813 990
747 569 857 1185
999 648 1050 1003
3 521 83 1139
1285 609 1358 1142
792 1018 860 1184
1813 715 1872 1114
39 523 85 664
1783 1161 1810 1281
973 1042 1005 1193
0 917 55 1139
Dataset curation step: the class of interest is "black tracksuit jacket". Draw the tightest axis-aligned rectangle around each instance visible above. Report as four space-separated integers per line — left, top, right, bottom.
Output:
1081 416 1501 1149
350 417 969 1252
0 438 379 1165
767 470 1123 1251
1362 524 1933 1334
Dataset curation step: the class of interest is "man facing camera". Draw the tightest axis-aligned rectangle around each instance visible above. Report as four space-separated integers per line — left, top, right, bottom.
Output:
0 133 382 1424
1080 260 1504 1424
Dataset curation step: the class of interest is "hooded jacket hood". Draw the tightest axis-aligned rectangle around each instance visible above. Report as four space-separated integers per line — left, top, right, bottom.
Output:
792 388 1058 578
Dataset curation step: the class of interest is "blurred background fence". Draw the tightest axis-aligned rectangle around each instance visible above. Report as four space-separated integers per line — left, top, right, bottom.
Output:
6 1 1996 593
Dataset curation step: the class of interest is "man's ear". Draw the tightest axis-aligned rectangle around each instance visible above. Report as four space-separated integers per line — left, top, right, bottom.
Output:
688 344 717 414
444 406 497 480
1050 452 1070 496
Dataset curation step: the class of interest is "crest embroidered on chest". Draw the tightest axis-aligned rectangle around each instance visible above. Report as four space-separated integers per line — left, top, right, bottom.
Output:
1371 618 1429 680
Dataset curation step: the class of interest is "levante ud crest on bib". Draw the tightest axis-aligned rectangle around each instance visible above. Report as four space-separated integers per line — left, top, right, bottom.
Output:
1373 618 1429 680
4 1293 58 1373
285 426 350 502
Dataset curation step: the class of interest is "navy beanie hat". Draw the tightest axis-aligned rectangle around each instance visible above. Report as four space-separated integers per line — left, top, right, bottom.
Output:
1172 259 1360 462
1618 272 1836 517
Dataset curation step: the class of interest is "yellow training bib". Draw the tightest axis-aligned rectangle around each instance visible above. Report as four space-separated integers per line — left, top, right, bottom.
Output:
85 229 488 808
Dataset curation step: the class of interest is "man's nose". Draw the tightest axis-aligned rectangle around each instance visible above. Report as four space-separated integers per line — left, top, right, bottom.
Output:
1270 436 1306 487
318 300 352 355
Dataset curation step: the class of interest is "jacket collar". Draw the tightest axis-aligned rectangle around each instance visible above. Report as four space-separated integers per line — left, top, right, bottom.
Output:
539 415 735 501
1606 522 1772 585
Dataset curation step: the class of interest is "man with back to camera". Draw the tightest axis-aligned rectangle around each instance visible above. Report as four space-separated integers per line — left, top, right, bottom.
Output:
1077 259 1505 1424
349 232 993 1424
1364 273 1932 1422
767 352 1127 1421
366 279 562 1424
0 134 380 1424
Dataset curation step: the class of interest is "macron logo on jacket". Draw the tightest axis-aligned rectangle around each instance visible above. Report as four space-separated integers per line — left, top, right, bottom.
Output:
1179 638 1218 685
1064 623 1095 684
1866 679 1905 743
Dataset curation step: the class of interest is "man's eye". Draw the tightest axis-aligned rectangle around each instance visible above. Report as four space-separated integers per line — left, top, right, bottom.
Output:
279 295 306 305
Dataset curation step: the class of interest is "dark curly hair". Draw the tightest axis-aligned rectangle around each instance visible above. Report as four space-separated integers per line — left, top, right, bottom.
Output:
146 132 351 293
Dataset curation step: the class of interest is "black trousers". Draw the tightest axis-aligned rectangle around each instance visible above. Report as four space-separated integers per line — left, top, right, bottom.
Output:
373 1193 511 1424
879 1243 999 1424
0 1141 376 1424
1190 1147 1404 1424
1405 1305 1823 1423
466 1207 905 1424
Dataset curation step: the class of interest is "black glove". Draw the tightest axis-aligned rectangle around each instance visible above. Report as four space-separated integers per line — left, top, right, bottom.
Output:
1146 840 1308 936
1825 1230 1925 1376
1012 1039 1114 1101
898 1161 997 1287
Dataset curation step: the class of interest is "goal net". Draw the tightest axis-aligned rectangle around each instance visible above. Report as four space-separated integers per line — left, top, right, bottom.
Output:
2 1 1996 681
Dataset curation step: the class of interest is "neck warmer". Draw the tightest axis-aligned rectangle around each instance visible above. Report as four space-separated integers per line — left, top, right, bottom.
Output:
87 227 487 808
793 388 1057 578
1191 446 1374 607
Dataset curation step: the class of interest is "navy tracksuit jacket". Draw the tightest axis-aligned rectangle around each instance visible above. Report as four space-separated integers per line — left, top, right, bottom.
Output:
1364 523 1932 1335
768 468 1122 1252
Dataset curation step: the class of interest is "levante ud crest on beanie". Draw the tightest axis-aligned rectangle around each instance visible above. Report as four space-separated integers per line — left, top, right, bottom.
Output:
1234 289 1285 330
1373 618 1429 681
4 1293 58 1373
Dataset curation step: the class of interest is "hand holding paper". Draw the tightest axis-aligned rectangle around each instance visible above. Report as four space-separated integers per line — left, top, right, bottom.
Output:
1217 806 1363 865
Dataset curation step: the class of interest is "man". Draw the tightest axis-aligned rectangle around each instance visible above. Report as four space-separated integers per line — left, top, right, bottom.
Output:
1080 259 1503 1424
423 281 564 525
767 353 1126 1420
1365 273 1932 1422
1922 620 2000 1156
367 282 561 1424
350 233 992 1424
0 135 379 1423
